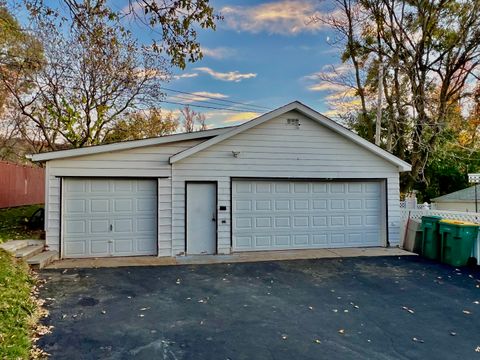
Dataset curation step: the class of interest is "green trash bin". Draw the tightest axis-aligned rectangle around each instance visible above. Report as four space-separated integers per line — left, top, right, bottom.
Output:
420 216 443 260
438 220 479 267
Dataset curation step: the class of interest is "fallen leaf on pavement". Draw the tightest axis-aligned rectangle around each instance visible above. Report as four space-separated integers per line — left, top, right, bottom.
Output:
463 310 472 315
402 306 415 314
314 339 321 344
338 329 345 335
412 337 424 343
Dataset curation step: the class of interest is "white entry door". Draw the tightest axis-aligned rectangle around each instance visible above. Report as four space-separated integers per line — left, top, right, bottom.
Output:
232 180 384 251
186 182 217 255
63 178 157 258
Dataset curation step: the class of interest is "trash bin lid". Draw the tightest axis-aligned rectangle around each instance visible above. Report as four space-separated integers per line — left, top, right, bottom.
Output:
421 215 442 221
439 219 479 226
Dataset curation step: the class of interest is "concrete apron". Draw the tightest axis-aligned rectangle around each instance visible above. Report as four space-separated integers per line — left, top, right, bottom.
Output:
44 247 415 269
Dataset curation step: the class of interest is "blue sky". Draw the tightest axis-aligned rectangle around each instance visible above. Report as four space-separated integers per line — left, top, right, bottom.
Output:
14 0 345 128
123 0 344 127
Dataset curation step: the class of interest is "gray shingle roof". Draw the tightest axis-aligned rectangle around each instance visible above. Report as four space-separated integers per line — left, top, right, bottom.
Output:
432 185 480 202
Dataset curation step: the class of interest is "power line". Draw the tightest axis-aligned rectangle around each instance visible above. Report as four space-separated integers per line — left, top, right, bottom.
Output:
166 94 263 113
158 100 265 113
161 87 272 111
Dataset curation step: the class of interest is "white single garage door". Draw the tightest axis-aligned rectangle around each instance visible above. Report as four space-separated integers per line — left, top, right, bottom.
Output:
232 180 384 251
63 178 157 258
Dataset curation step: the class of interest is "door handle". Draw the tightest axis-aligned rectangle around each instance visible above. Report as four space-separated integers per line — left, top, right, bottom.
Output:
212 213 216 222
110 224 113 231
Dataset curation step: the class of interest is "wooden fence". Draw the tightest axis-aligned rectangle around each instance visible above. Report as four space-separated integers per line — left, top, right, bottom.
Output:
0 161 45 208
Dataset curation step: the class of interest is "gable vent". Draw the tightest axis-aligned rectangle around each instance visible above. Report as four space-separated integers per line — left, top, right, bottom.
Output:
287 118 301 128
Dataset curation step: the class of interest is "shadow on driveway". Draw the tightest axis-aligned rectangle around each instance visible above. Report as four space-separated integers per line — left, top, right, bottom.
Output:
38 256 480 359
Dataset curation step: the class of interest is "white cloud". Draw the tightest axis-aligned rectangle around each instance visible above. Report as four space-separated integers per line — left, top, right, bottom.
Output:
223 112 261 123
173 91 230 102
308 83 348 92
173 73 199 80
304 64 352 81
194 67 257 82
202 47 236 59
192 91 228 99
221 0 328 35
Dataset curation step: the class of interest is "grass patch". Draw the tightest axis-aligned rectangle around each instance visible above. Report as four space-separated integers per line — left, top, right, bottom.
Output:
0 205 43 243
0 249 39 359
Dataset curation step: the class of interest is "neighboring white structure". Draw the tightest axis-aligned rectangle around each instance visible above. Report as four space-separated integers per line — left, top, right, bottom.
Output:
432 185 480 212
31 101 411 259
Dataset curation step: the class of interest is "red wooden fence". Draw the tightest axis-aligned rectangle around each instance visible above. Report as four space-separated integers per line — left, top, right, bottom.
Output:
0 161 45 208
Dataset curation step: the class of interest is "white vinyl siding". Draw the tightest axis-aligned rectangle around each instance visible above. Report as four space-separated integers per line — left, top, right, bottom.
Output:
171 111 401 255
45 139 203 255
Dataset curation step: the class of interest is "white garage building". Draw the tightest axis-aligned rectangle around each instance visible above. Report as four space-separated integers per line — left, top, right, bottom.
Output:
32 102 411 259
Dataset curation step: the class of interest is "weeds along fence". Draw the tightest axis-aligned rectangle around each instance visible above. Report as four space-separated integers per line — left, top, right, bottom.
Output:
0 161 45 208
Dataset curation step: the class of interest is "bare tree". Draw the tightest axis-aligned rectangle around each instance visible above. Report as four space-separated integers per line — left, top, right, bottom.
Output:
196 112 208 131
181 106 196 133
2 0 168 150
180 105 208 132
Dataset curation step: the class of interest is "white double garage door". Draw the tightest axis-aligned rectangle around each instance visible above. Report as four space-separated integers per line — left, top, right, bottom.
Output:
232 180 385 251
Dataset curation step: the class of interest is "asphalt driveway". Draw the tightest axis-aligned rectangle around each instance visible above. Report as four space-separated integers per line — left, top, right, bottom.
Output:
38 256 480 359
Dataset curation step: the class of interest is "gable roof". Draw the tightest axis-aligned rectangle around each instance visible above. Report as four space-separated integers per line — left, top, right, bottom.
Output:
432 185 480 203
30 126 235 162
169 101 411 172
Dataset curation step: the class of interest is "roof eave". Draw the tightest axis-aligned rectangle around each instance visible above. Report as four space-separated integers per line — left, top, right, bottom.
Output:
170 101 412 172
30 128 232 162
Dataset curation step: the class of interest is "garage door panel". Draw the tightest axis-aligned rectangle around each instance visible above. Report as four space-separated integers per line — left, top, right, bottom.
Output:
63 179 157 258
91 199 109 213
66 180 86 192
64 220 86 234
233 180 383 251
236 236 252 248
64 240 86 257
255 200 271 211
275 235 290 246
90 180 110 192
137 217 157 232
90 239 110 256
65 199 86 213
91 219 110 233
114 199 133 212
137 198 156 212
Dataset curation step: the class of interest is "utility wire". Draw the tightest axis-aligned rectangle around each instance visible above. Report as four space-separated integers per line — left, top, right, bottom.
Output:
161 87 272 111
166 94 263 113
158 100 265 113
